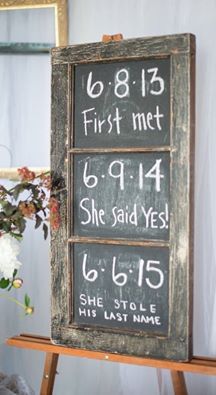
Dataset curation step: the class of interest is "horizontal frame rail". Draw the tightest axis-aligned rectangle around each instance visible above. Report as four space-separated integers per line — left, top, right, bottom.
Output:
6 334 216 376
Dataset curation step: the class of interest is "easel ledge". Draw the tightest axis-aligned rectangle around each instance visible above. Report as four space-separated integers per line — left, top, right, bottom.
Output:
6 334 216 395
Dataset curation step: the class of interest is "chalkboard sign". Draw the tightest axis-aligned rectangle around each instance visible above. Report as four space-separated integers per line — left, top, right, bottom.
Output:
74 58 170 148
51 33 195 361
73 152 170 240
73 243 169 334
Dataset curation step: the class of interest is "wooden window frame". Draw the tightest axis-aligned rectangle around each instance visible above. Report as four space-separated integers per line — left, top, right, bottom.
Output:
51 34 195 361
0 0 68 180
0 0 68 46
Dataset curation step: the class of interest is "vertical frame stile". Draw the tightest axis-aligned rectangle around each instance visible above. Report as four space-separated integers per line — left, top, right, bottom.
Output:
170 50 189 352
54 0 68 46
168 52 173 340
188 46 196 355
51 61 70 337
169 34 195 359
69 64 75 323
67 63 73 322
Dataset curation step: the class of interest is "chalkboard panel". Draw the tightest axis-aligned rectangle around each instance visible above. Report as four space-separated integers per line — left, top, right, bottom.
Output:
73 243 169 334
73 152 170 240
74 58 170 148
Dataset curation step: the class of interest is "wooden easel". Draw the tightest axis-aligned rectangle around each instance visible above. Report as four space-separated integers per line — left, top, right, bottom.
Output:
6 333 216 395
5 34 206 395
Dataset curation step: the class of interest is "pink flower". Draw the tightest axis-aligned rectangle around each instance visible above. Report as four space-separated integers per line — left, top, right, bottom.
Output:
18 167 35 181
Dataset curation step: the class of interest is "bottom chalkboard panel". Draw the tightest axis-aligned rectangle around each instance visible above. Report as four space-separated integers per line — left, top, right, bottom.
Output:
72 243 169 335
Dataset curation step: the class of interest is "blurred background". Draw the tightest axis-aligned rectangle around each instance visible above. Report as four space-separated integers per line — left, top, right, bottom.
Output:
0 1 216 394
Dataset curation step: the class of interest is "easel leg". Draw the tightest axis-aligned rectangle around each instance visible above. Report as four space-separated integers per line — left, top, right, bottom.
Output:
40 352 59 395
171 371 188 395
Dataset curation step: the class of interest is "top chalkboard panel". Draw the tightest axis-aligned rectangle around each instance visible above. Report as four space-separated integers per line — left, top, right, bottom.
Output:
74 58 170 148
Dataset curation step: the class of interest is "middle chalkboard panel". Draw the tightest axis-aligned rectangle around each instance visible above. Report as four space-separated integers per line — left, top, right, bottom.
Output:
73 152 170 240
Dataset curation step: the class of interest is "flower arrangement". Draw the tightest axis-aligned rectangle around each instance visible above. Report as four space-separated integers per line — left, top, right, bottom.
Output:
0 167 60 314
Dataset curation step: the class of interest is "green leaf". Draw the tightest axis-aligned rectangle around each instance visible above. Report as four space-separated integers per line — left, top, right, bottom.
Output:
35 202 43 212
11 210 22 220
12 184 26 200
0 200 7 208
10 232 23 241
17 217 26 233
0 212 6 220
42 223 48 240
35 214 42 229
32 190 39 200
0 185 9 193
0 278 10 289
42 208 47 218
1 201 16 216
13 269 18 279
2 221 11 233
24 293 30 307
26 184 38 198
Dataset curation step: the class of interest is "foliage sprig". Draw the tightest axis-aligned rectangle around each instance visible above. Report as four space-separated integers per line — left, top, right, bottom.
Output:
0 167 60 310
0 166 60 241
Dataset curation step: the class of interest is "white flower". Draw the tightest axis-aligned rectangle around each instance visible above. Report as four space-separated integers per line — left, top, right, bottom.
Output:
0 234 22 279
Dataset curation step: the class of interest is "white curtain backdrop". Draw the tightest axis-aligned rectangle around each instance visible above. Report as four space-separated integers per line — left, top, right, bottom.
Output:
0 1 216 394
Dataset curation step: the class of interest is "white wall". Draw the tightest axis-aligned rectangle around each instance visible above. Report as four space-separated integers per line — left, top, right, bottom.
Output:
0 1 216 394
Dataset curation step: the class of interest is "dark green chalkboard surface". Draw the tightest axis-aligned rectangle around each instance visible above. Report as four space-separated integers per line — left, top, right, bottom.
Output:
73 243 169 334
51 33 195 361
73 152 170 240
74 58 170 148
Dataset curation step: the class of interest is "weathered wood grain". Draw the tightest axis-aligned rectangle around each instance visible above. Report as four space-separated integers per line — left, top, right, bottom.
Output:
171 371 188 395
68 146 172 153
7 334 216 376
51 62 69 337
40 352 59 395
68 236 169 248
52 34 195 65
